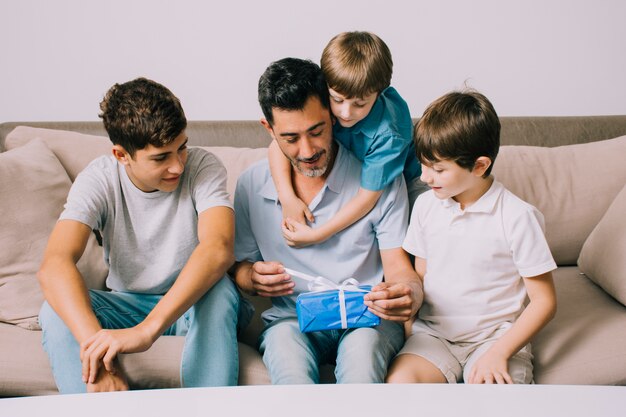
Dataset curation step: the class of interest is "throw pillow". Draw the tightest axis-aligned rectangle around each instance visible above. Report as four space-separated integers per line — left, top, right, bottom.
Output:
0 139 108 330
578 184 626 306
492 135 626 265
5 126 112 181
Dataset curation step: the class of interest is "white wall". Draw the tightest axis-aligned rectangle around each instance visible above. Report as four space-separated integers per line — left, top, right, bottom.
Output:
1 0 625 122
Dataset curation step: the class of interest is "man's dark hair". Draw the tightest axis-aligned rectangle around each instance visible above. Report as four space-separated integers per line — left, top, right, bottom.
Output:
258 58 330 126
414 90 501 177
99 77 187 157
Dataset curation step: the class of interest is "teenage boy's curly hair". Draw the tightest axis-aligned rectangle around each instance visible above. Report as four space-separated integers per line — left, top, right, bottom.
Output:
414 90 501 178
99 77 187 157
321 31 393 98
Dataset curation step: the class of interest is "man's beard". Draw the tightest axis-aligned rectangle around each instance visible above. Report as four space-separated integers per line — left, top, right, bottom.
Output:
291 150 329 177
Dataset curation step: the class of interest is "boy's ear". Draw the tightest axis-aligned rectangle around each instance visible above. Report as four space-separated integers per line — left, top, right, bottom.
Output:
112 145 131 165
260 118 276 140
472 156 492 177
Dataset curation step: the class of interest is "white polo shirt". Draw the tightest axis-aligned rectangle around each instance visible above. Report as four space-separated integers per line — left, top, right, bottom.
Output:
403 180 556 343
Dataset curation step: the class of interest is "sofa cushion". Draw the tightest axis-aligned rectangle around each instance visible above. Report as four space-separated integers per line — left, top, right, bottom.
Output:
492 135 626 265
532 267 626 384
0 139 108 330
200 146 267 201
577 184 626 306
5 126 112 181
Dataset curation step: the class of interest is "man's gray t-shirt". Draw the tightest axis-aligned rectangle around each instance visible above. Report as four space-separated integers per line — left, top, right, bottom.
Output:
60 148 232 294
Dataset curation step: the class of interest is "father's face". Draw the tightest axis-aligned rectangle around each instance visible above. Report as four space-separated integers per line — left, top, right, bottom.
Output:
262 96 334 178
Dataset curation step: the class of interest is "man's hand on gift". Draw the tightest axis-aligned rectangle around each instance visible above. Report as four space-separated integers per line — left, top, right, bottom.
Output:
363 281 421 322
248 261 295 297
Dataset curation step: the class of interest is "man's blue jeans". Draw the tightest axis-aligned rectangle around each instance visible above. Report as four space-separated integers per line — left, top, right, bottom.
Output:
39 276 242 393
259 318 404 384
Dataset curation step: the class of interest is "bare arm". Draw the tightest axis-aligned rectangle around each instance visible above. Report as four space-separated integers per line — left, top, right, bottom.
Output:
283 187 383 247
268 140 313 224
80 206 235 383
37 220 128 391
468 271 557 384
38 220 104 345
363 247 424 322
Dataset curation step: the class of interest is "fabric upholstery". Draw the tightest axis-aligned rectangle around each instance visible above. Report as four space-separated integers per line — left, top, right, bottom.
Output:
578 184 626 306
0 139 107 330
532 267 626 384
5 126 112 181
200 146 267 202
492 135 626 265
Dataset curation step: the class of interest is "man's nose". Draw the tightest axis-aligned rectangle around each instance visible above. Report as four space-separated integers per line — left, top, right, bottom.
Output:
299 137 316 158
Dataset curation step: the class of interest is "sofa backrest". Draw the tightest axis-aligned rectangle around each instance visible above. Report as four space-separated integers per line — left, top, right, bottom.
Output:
492 136 626 265
3 116 626 151
4 123 626 268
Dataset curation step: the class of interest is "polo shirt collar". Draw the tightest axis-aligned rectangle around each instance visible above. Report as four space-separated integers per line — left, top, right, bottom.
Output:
441 179 503 213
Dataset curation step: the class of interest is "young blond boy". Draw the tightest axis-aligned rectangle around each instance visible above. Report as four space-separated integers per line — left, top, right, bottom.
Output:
268 31 427 247
386 91 557 384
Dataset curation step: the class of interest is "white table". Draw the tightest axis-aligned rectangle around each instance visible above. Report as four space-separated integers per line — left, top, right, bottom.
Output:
2 384 625 417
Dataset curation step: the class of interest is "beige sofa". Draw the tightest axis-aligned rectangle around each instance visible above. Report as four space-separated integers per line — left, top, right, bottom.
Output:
1 117 625 397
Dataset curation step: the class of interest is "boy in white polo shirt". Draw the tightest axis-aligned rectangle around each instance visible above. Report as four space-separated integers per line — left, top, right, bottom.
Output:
386 90 557 384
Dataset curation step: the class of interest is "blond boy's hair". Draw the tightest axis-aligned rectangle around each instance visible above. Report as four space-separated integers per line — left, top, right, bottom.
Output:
321 31 392 98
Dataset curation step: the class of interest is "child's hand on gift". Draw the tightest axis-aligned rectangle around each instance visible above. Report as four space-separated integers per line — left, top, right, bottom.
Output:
363 281 420 322
248 261 295 297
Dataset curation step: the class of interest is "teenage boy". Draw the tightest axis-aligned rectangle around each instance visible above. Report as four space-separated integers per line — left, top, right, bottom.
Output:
38 78 244 393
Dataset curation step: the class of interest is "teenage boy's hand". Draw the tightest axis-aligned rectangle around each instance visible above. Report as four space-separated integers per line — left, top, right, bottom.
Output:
363 281 420 322
86 361 129 393
80 326 156 385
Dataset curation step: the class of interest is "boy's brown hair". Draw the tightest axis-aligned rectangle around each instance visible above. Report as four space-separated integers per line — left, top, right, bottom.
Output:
414 90 500 177
99 77 187 157
321 31 392 98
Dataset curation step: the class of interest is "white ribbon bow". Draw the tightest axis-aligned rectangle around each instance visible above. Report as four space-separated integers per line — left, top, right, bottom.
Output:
285 267 368 329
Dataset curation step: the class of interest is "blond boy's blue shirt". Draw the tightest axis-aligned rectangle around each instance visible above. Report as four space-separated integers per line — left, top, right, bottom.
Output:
333 86 420 191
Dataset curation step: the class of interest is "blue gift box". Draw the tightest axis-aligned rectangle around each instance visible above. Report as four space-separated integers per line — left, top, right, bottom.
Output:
296 284 381 333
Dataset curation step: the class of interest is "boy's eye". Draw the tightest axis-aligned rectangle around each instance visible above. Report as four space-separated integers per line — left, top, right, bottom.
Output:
331 97 343 103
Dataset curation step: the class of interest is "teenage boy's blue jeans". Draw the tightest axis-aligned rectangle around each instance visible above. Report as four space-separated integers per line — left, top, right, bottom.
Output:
39 276 242 393
259 317 404 384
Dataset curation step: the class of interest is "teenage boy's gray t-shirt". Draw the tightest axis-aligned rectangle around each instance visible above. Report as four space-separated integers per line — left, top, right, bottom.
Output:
60 148 232 294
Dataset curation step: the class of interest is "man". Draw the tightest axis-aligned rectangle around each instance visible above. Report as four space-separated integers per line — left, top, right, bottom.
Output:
233 58 423 384
38 77 243 393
